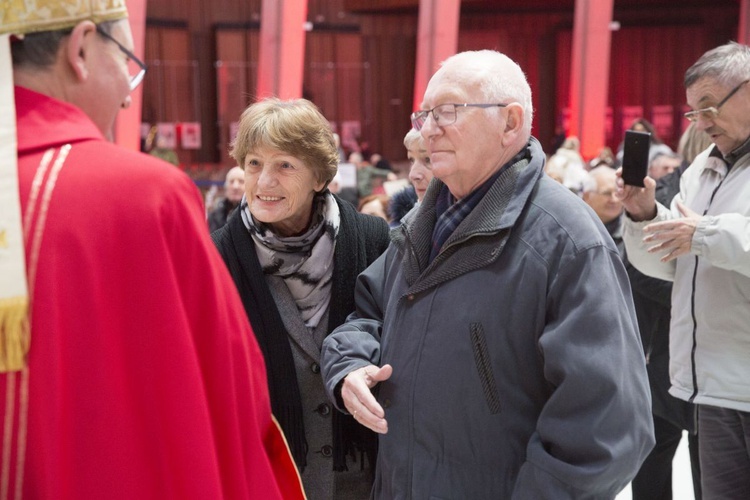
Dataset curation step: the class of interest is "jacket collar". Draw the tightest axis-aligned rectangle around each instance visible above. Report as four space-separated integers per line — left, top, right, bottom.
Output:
16 86 103 154
394 137 546 291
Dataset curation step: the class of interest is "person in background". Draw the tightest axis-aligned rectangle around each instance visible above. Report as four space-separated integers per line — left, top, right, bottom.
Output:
652 122 714 217
620 41 750 499
0 3 302 498
321 49 653 498
584 166 701 500
389 128 434 227
617 118 674 166
212 97 390 499
147 128 179 166
545 136 588 195
648 152 682 182
631 122 711 500
350 151 396 198
208 165 244 232
589 146 617 169
358 193 390 223
582 166 624 238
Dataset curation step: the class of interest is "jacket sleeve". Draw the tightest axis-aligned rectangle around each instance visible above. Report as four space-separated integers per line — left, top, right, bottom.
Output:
692 213 750 277
623 201 677 281
321 252 389 412
512 245 655 499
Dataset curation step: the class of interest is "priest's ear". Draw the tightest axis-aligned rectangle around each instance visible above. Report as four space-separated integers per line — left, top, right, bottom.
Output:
65 21 97 83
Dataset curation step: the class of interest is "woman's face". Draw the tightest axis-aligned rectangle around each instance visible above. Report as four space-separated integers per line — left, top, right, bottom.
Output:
243 147 325 237
406 142 433 201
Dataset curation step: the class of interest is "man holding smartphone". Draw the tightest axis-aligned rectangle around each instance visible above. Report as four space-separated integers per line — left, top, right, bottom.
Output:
618 42 750 498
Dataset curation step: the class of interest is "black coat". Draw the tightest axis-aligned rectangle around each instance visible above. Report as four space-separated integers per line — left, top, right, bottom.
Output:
623 166 695 432
211 194 390 473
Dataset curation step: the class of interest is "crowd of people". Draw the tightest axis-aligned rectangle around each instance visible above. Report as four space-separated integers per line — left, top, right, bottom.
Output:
3 1 750 498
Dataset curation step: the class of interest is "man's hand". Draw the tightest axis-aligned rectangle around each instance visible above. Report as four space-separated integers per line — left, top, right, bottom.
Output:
341 364 393 434
642 201 701 262
615 167 658 221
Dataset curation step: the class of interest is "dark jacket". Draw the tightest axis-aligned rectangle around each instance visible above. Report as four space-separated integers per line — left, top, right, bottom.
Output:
625 166 695 432
322 138 654 499
207 197 239 233
212 194 389 499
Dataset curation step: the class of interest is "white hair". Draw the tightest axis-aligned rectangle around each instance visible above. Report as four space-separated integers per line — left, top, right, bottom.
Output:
439 50 534 139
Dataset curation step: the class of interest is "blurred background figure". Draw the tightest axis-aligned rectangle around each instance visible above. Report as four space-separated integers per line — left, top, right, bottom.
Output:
648 152 683 182
208 166 245 232
350 151 396 198
582 166 624 234
589 146 617 169
358 193 390 222
212 97 390 499
546 136 588 195
626 123 708 500
146 125 180 166
616 118 674 166
389 128 433 227
333 132 346 162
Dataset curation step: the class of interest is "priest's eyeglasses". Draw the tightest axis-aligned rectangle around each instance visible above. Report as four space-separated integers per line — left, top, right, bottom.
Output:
96 26 148 91
684 80 749 123
411 103 509 131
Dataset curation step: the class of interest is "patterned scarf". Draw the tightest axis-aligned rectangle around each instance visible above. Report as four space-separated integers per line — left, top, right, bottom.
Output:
241 192 340 328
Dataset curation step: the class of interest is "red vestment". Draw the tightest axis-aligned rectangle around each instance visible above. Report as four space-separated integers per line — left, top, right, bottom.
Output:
0 87 304 499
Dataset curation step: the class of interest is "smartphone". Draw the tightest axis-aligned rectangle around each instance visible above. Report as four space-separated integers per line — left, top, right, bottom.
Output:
621 130 651 187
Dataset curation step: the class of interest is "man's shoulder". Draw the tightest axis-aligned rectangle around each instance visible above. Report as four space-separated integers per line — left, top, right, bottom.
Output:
520 176 613 253
73 140 194 186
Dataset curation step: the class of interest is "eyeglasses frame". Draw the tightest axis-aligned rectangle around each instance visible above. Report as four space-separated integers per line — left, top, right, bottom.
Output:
684 79 749 123
95 25 147 91
411 103 509 131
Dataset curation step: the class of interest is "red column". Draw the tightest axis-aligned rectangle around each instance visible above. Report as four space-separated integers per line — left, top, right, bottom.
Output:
739 0 750 44
568 0 614 160
257 0 308 100
115 0 147 151
412 0 460 112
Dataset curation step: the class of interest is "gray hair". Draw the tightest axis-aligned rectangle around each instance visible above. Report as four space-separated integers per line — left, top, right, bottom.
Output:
582 166 616 194
684 42 750 89
403 128 422 148
440 50 534 139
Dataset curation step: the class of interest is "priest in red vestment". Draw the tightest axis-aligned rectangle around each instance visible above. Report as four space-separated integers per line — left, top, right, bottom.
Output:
0 2 304 498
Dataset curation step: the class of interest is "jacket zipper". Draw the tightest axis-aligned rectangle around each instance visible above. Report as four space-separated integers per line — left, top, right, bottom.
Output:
688 174 726 402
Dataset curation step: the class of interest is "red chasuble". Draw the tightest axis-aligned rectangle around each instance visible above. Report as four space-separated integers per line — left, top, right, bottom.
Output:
0 87 304 499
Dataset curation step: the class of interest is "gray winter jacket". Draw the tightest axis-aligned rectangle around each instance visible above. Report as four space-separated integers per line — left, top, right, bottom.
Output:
322 138 654 499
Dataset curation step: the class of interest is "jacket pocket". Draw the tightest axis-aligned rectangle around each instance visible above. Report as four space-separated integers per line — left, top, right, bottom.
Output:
470 322 501 414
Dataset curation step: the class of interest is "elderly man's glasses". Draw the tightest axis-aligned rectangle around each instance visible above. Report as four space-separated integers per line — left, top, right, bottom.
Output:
96 26 147 91
684 79 749 123
411 103 508 131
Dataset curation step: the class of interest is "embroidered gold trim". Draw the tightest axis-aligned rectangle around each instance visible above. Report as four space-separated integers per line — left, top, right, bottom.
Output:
1 145 70 498
1 372 16 500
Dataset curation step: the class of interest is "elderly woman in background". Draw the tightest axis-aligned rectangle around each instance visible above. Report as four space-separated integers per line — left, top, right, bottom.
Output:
212 98 390 499
388 128 434 226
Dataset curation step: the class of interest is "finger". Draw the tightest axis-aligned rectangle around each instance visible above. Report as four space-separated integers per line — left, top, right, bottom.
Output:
365 364 393 385
342 366 388 418
351 400 389 434
676 200 699 219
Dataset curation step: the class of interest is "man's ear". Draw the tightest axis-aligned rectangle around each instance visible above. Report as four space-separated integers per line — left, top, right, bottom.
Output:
65 21 97 83
501 104 525 144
